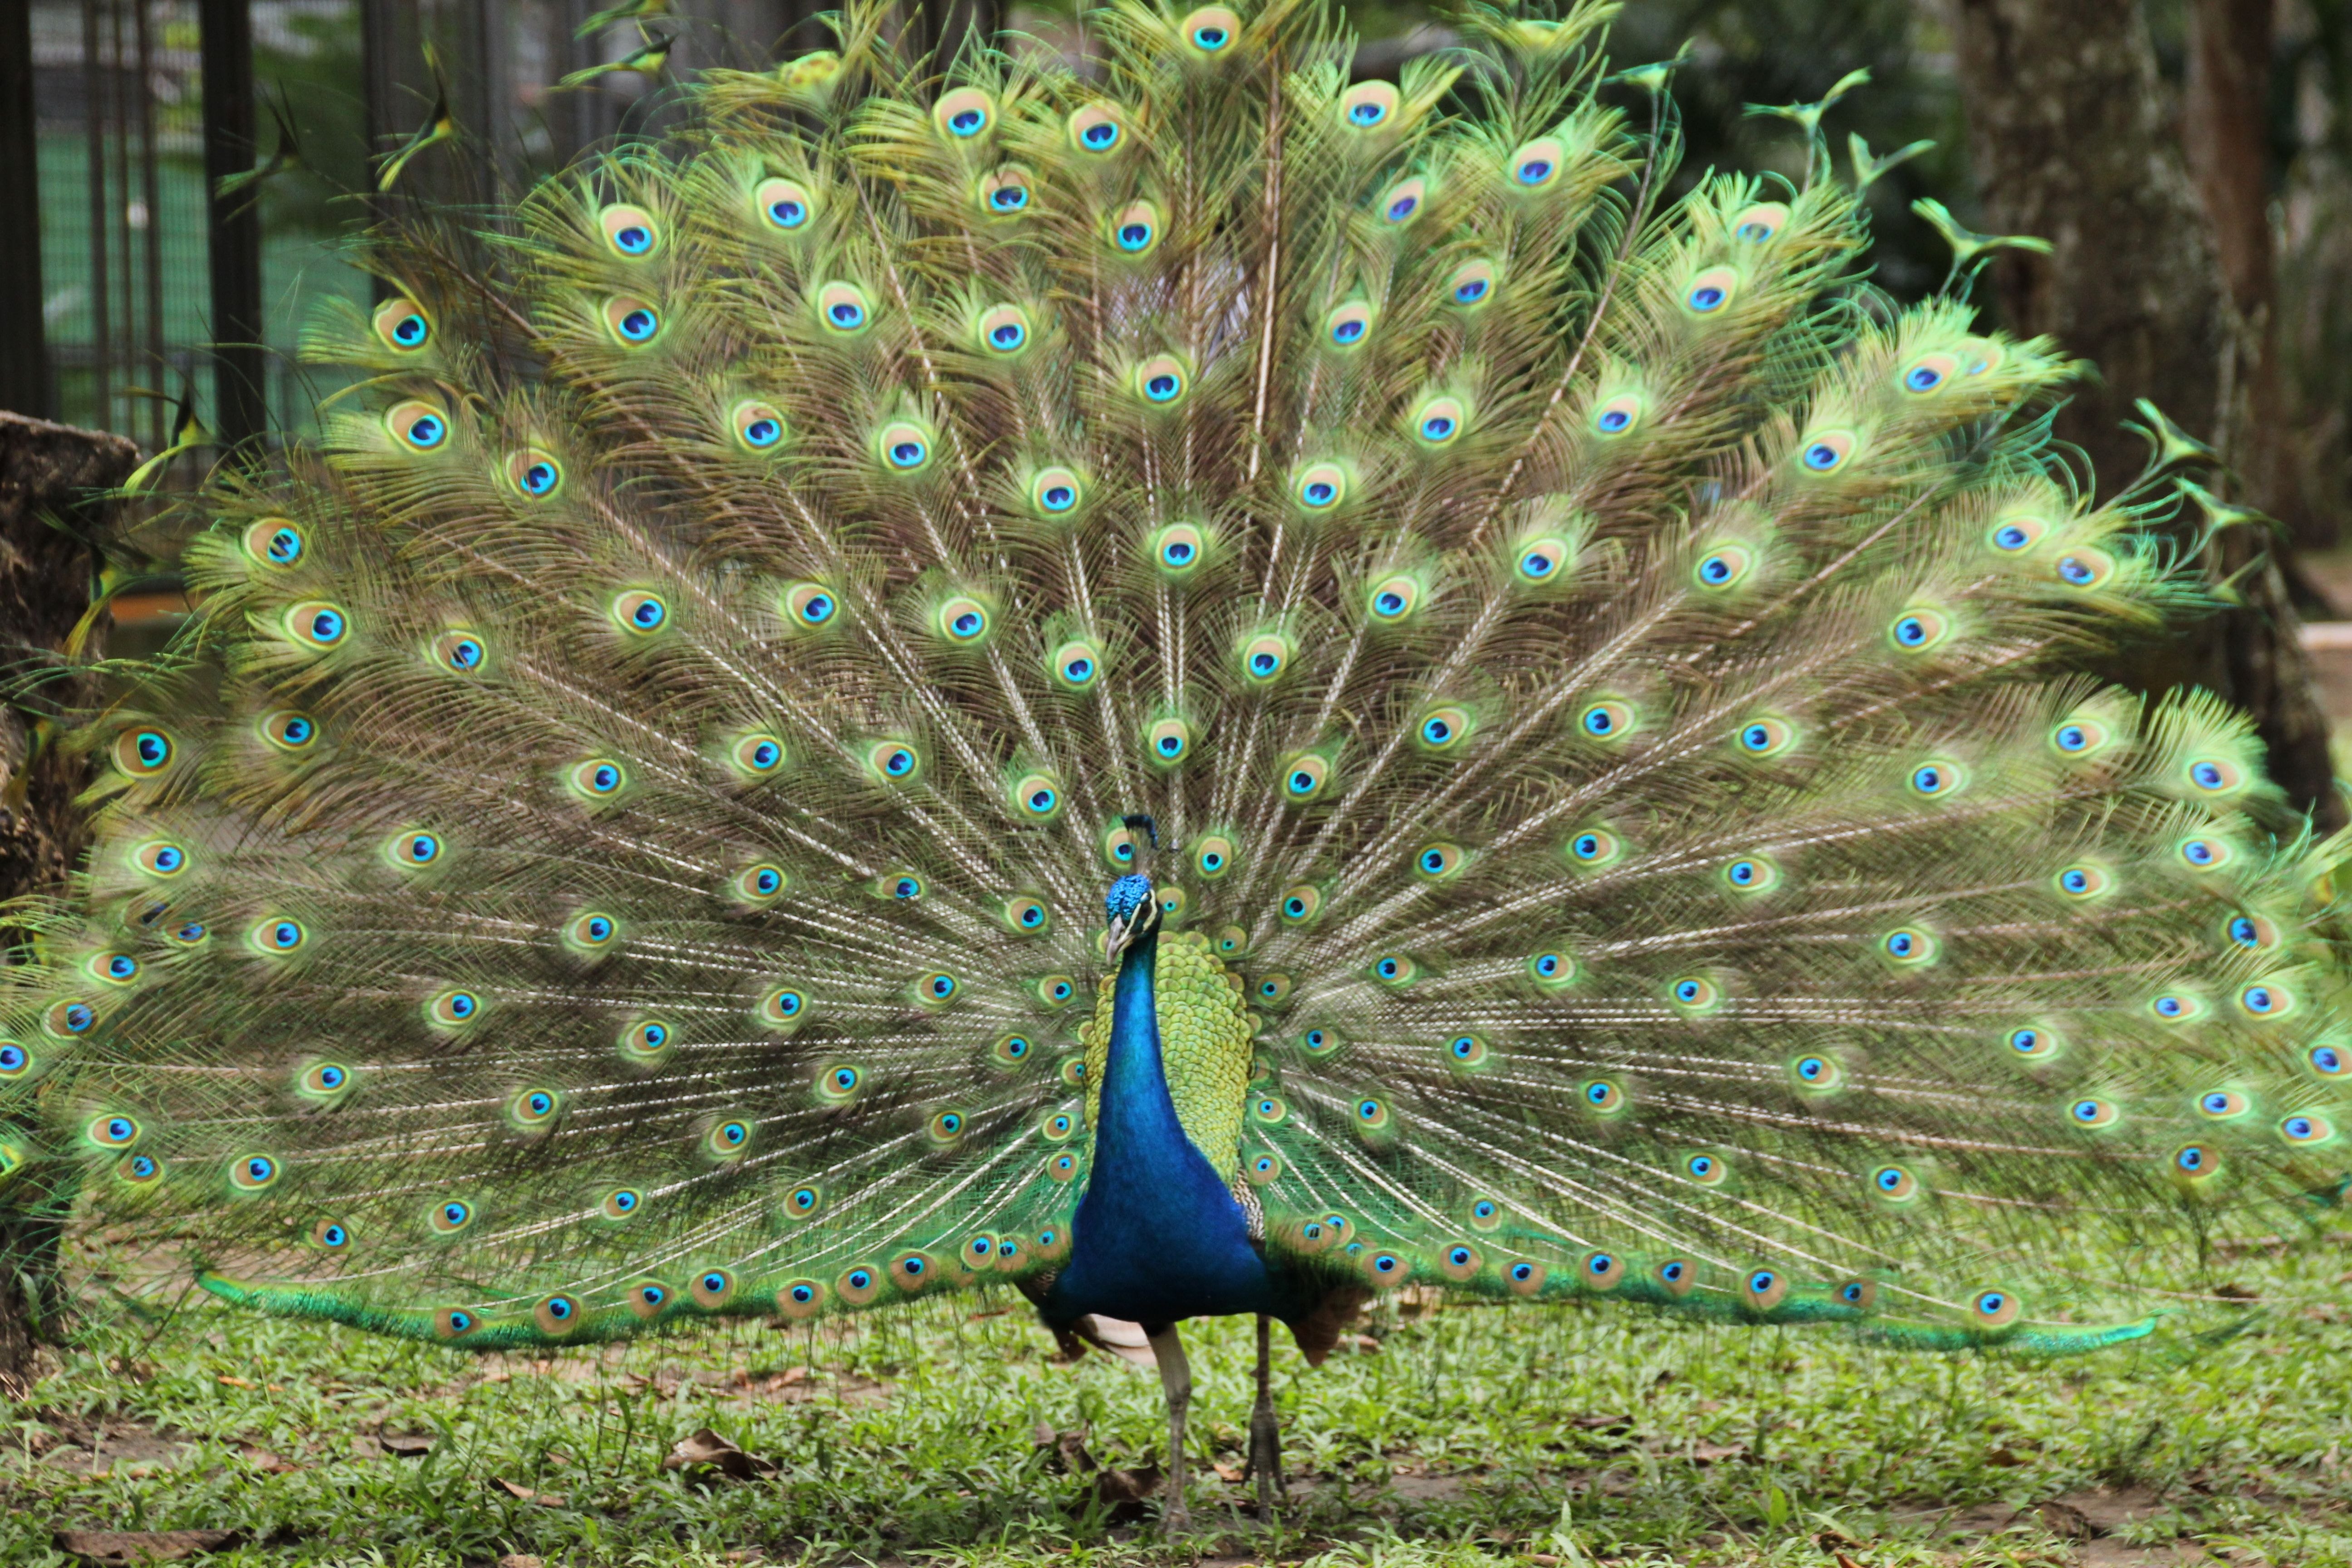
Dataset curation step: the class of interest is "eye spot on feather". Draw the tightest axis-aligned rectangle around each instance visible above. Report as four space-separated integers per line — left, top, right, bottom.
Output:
1339 81 1398 130
627 1282 672 1318
431 990 480 1028
1693 544 1754 589
876 420 932 472
2240 982 2292 1019
2225 913 2277 951
1879 927 1936 965
734 862 787 904
619 1018 676 1063
1578 699 1634 740
532 1295 582 1336
1047 1150 1083 1181
1509 135 1564 189
1413 842 1464 880
729 401 786 452
978 166 1031 216
46 1000 96 1037
284 601 348 652
1988 514 2048 554
1367 574 1421 620
1720 854 1780 894
1146 716 1193 764
1582 1252 1625 1290
2053 864 2111 900
704 1118 753 1159
1789 1053 1844 1093
372 298 431 351
754 177 813 230
1379 176 1426 223
250 916 309 956
1580 1078 1628 1115
1029 468 1084 519
1011 772 1063 820
510 1087 562 1131
1684 265 1738 315
1217 925 1250 957
1798 430 1855 473
1730 202 1787 242
1902 352 1959 394
602 297 661 345
1280 886 1324 928
435 1308 478 1338
1254 971 1292 1005
1565 827 1623 867
2283 1112 2335 1145
1906 759 1965 798
501 449 564 499
1869 1163 1921 1202
387 400 448 451
428 1199 475 1236
1110 201 1160 255
1240 632 1294 683
1325 302 1373 348
241 517 306 568
1411 396 1465 446
1592 393 1641 436
2049 717 2111 757
1446 260 1497 308
88 1113 141 1149
1527 947 1575 989
132 838 189 878
2149 990 2204 1023
1889 609 1950 652
1416 703 1473 752
433 630 487 673
598 203 659 258
814 1062 863 1104
934 86 996 141
692 1269 737 1309
0 1043 34 1082
2185 756 2245 794
1736 717 1794 757
816 281 871 333
2054 549 2115 588
1135 355 1189 405
309 1218 349 1249
1038 974 1079 1008
2311 1044 2348 1078
1068 103 1127 153
1742 1269 1787 1313
914 971 961 1007
1150 522 1207 576
1279 753 1329 802
2171 1143 2220 1186
610 589 669 637
1514 534 1570 584
2176 835 2231 871
1181 5 1240 53
1686 1152 1729 1186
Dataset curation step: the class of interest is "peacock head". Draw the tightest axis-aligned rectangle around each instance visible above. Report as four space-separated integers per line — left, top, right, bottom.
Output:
1105 872 1160 958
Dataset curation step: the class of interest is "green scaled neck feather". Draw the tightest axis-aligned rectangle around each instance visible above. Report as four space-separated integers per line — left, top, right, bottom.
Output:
5 0 2346 1530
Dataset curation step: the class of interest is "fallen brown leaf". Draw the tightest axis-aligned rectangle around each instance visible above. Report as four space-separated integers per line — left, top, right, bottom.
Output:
239 1447 299 1475
55 1530 243 1565
376 1432 436 1457
490 1477 568 1506
661 1427 777 1482
496 1556 545 1568
1210 1459 1246 1482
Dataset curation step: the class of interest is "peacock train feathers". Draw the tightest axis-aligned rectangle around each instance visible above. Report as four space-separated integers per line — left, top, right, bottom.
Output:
7 0 2349 1380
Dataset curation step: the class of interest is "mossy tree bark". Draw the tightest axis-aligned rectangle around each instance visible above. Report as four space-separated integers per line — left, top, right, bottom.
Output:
1949 0 2343 830
0 413 132 1396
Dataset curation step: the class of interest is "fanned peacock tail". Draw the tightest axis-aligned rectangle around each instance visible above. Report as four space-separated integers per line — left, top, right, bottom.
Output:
9 0 2349 1357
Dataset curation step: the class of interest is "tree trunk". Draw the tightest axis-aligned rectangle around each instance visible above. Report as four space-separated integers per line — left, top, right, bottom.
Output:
0 413 129 1396
1950 0 2342 830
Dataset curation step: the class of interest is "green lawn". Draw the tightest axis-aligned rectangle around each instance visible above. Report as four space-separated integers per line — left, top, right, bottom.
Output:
11 1232 2352 1567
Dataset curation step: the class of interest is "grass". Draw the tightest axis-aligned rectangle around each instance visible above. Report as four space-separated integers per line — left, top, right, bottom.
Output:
10 1235 2352 1567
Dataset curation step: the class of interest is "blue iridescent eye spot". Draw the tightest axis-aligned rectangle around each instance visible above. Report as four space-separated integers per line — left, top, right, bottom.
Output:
1332 318 1365 344
1906 364 1943 392
1084 122 1118 148
1994 524 2031 550
1118 222 1152 251
619 308 657 341
1454 278 1488 304
1797 1057 1824 1080
950 108 984 135
992 187 1026 211
1803 442 1840 470
769 198 806 226
2191 762 2226 789
1420 416 1453 440
1193 24 1227 47
2059 556 2097 585
1688 284 1725 312
1349 102 1385 126
1596 408 1630 433
1387 195 1416 220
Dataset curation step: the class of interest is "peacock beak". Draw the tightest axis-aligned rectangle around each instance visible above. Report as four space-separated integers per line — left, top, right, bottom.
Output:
1105 888 1155 957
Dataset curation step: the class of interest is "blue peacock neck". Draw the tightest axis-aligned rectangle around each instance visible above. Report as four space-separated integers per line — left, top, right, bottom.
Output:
1045 912 1283 1328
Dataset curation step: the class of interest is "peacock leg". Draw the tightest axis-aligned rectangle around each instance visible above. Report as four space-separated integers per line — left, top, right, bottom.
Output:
1245 1313 1284 1509
1146 1321 1191 1532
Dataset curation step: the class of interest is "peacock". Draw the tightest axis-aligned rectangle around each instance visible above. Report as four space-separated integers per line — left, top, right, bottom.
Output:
9 0 2351 1530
